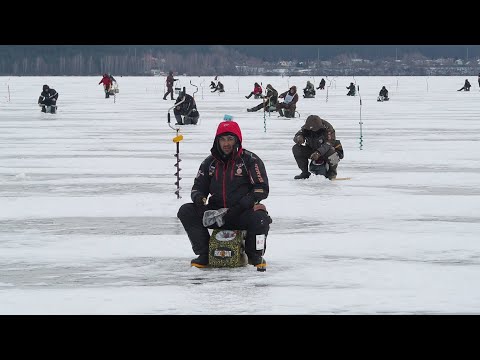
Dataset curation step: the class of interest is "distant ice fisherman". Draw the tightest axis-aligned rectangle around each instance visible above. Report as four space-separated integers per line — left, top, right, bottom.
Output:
38 84 58 113
292 115 344 180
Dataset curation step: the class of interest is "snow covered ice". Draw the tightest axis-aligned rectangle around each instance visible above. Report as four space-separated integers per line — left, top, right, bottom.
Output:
1 75 480 314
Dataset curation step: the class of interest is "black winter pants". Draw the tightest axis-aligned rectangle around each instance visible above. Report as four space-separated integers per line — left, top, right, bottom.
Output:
164 87 174 99
292 144 316 173
177 203 271 258
40 98 56 107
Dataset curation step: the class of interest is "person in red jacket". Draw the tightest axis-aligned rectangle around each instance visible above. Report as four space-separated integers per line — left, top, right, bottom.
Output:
177 119 272 270
245 82 263 99
98 74 113 98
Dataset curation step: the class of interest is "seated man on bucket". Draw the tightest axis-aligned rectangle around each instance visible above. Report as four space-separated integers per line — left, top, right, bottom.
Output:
346 82 356 96
377 86 389 101
303 81 316 98
247 84 278 112
276 86 298 117
212 81 225 93
316 78 326 90
245 82 263 99
457 79 471 91
177 118 272 270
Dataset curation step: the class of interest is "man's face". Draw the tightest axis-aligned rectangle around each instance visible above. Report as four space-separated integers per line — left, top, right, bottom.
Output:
219 135 236 155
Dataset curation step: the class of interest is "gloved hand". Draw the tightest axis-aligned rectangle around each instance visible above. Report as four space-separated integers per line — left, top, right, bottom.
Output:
194 195 206 207
294 135 304 144
202 208 228 227
222 205 244 225
328 152 340 166
310 151 321 161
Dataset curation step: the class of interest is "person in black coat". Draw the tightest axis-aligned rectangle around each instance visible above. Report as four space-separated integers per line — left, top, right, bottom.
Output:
378 86 389 101
458 79 471 91
346 82 356 96
212 81 225 93
316 78 326 90
247 84 278 112
292 115 343 180
177 120 271 269
174 91 200 125
38 85 59 113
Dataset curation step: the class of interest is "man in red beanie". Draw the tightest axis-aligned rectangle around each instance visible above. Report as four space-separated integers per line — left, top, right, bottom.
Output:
177 119 271 270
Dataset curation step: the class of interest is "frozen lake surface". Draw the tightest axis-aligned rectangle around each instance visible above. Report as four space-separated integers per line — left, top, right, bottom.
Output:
1 75 479 314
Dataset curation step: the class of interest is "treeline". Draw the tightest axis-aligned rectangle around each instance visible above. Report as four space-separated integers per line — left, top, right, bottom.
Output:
0 45 479 76
0 45 256 75
231 45 480 62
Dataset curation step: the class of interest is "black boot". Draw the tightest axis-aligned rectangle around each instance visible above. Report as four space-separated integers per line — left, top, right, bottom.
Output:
248 252 267 271
191 254 209 268
294 172 310 180
175 114 184 125
326 164 338 180
278 109 284 117
248 253 266 266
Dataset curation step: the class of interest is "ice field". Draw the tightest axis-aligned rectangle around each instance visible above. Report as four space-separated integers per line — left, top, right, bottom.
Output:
0 75 479 314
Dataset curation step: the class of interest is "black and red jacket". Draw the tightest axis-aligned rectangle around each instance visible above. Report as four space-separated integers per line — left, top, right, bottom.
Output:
166 74 177 89
191 121 269 210
98 75 112 87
